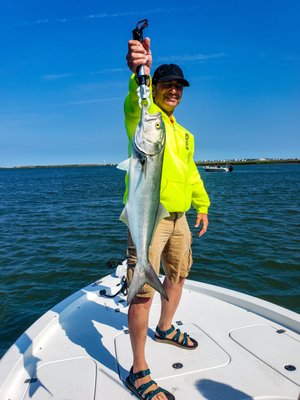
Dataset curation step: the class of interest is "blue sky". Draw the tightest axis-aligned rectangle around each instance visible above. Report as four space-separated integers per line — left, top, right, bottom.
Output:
0 0 299 167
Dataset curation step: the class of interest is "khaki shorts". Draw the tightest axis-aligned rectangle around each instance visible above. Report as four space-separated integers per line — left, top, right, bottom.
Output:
127 212 193 298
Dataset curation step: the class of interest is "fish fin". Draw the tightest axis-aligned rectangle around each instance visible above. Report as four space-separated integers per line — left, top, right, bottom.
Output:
127 262 168 304
152 203 170 235
157 202 170 221
145 263 168 300
117 158 130 171
119 207 129 228
127 268 143 304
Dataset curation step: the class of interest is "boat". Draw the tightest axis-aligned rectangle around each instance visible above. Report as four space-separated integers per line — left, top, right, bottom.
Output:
0 259 299 399
204 164 233 172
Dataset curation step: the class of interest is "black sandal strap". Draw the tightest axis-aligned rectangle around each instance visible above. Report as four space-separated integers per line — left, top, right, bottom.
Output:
128 367 151 384
145 387 167 399
173 329 181 343
126 367 175 400
155 326 196 349
156 324 175 338
181 332 189 346
137 379 156 396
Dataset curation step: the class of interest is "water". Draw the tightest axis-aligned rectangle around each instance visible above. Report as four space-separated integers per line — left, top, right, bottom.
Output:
0 164 299 357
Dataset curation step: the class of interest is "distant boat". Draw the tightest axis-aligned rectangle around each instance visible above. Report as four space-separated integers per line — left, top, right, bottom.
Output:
204 164 233 172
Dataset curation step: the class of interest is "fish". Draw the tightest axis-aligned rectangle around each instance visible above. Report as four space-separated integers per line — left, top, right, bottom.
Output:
118 105 169 304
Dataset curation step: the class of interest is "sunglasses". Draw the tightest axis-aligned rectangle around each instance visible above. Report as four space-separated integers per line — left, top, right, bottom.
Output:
158 82 185 91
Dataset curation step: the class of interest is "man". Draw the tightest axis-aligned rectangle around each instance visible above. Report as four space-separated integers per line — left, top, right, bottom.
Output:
124 37 210 400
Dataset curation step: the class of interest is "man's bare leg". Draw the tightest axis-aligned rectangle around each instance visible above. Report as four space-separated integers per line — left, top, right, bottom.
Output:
128 297 169 400
157 277 194 346
128 297 152 371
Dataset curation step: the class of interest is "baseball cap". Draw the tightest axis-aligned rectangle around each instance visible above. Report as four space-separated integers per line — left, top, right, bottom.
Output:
152 64 190 87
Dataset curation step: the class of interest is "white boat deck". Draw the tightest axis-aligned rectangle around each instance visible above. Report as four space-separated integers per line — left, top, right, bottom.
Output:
0 262 299 400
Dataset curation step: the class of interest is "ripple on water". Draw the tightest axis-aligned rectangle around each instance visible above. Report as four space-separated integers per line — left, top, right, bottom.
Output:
0 164 299 357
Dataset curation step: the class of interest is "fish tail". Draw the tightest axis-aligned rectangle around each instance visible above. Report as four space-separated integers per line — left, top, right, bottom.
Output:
127 262 169 304
145 263 169 301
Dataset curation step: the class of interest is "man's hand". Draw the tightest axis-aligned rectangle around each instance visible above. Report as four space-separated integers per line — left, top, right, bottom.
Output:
195 213 209 237
126 37 152 76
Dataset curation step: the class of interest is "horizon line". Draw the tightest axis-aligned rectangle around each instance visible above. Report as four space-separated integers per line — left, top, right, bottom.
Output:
1 157 299 170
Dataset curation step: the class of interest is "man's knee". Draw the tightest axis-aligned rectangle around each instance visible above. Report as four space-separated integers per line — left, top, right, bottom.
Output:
164 275 186 288
131 296 152 305
129 296 153 314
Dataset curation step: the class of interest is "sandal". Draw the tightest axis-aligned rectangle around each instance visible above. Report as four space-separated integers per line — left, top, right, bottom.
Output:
154 325 198 350
125 366 175 399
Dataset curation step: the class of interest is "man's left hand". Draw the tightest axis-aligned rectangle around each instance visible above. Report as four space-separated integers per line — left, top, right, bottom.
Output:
195 213 209 237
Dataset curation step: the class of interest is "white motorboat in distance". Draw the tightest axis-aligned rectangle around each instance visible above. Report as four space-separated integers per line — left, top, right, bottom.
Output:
0 260 299 399
204 164 233 172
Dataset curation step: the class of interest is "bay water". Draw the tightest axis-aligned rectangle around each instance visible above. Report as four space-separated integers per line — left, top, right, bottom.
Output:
0 163 299 357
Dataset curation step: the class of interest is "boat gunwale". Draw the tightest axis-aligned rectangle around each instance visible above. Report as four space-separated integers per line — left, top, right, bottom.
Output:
1 275 299 391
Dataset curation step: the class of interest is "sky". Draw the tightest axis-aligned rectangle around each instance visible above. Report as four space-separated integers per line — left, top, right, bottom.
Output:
0 0 299 167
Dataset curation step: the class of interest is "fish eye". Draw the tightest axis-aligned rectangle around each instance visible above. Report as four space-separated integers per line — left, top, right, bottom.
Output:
155 122 161 129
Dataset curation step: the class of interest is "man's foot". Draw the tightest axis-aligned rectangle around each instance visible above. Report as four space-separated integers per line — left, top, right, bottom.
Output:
154 325 198 349
126 366 175 399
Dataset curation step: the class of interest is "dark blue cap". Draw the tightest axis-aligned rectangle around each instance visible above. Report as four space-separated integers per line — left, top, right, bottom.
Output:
152 64 190 86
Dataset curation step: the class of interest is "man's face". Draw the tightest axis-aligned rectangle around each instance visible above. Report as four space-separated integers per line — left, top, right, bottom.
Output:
152 80 184 116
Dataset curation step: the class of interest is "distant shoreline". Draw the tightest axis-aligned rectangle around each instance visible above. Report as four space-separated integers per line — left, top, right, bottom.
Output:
0 163 116 170
196 158 299 166
0 159 299 170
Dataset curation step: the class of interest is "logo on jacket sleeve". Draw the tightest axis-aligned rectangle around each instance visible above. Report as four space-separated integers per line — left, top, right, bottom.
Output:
185 133 189 150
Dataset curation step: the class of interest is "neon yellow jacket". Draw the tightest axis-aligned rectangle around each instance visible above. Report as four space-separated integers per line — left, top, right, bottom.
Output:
123 74 210 214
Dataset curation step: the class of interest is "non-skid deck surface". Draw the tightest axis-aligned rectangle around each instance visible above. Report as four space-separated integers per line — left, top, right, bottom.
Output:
1 269 299 399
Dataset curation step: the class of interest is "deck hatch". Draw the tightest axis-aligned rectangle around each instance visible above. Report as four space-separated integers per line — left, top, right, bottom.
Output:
115 322 230 382
22 357 97 400
230 324 300 386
